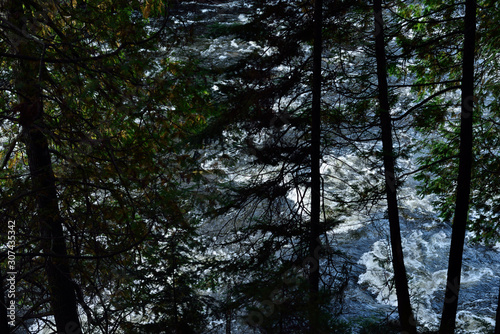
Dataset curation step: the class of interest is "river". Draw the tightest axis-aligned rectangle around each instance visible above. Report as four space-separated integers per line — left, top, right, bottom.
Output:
174 1 500 333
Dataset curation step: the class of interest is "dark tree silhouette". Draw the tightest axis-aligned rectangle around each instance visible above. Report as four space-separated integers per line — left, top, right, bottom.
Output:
309 0 323 331
373 0 416 333
439 0 477 332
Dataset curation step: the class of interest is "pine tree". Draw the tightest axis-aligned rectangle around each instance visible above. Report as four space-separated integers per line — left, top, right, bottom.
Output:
0 0 212 332
439 0 477 332
373 1 417 332
194 1 353 332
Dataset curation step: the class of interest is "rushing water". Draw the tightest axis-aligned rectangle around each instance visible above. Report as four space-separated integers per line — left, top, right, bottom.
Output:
175 2 500 333
331 172 500 333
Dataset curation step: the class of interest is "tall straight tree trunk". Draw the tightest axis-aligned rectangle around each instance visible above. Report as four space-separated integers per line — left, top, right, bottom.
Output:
373 1 417 333
439 0 476 332
309 0 323 331
6 3 82 333
23 118 82 334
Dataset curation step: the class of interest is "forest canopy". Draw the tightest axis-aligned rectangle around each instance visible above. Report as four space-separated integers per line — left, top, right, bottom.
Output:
0 0 499 333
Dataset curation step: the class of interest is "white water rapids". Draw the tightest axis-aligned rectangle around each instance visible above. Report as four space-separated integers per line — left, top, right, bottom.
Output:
175 2 500 332
329 159 500 333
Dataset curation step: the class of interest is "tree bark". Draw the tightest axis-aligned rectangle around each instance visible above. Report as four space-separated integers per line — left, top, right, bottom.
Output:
23 121 82 334
373 1 417 333
439 0 476 332
6 2 82 333
309 0 323 332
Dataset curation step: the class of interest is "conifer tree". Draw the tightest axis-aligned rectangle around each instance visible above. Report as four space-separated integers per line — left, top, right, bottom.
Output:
194 1 353 332
0 1 212 332
373 1 416 332
439 0 476 332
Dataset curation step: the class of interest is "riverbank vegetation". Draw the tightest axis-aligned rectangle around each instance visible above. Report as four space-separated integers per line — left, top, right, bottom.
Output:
0 0 498 333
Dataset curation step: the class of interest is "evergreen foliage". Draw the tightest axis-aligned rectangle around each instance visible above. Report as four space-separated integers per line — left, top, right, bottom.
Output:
0 0 498 333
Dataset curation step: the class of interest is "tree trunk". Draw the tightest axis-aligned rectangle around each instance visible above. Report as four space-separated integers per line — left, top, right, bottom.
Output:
439 0 476 332
373 1 417 333
309 0 323 332
23 121 82 334
6 2 82 332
